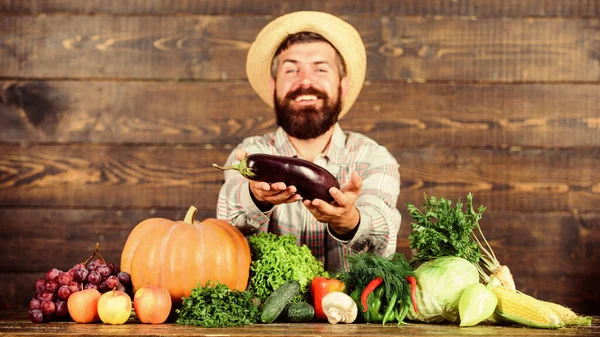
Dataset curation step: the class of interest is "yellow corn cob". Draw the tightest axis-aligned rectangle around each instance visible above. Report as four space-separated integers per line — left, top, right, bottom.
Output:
539 300 592 326
490 286 564 329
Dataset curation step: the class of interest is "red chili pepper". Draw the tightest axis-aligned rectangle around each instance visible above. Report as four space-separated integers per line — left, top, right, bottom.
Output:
361 277 383 313
311 276 345 321
406 275 419 315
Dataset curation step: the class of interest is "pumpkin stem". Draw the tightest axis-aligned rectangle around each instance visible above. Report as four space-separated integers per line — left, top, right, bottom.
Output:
184 205 198 224
212 156 255 179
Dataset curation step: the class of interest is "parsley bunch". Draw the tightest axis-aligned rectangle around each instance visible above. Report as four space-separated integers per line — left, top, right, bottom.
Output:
407 193 485 266
176 281 259 328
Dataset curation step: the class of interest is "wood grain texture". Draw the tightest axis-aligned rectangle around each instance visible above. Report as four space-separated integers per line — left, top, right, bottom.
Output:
2 81 599 148
395 147 600 212
1 311 600 337
1 16 599 81
0 0 598 17
1 146 598 211
0 145 225 209
0 208 216 272
0 310 597 336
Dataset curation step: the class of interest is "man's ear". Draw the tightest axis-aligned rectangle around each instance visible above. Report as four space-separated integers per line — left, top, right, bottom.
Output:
269 76 276 98
340 76 350 99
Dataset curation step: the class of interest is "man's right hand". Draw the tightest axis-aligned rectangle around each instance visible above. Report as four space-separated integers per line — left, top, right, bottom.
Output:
235 150 301 209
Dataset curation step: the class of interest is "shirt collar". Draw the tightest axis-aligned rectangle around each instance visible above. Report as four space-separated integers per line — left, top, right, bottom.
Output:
274 127 297 157
324 123 348 165
273 123 348 165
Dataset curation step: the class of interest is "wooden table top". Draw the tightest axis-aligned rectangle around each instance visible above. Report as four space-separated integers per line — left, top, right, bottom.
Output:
1 310 598 337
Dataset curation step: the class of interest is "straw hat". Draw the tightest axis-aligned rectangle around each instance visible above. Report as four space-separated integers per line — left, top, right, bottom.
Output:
246 11 367 119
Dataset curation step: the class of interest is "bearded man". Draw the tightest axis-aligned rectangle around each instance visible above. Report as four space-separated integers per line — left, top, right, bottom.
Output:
216 11 401 272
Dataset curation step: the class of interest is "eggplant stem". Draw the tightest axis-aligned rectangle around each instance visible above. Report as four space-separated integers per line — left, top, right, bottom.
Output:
212 163 239 170
212 157 255 178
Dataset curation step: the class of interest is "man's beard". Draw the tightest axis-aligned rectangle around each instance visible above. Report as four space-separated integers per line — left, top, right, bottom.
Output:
274 86 342 140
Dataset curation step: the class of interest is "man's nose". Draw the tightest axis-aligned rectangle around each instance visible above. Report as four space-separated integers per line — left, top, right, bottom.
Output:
297 70 314 86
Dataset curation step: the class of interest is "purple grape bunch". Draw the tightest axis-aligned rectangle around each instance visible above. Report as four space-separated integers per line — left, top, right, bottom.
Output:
28 244 133 323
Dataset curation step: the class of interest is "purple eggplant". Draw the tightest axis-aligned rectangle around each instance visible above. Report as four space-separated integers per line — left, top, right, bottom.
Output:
213 153 340 203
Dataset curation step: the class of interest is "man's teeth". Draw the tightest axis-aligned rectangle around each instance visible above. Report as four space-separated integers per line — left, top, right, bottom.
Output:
295 95 318 101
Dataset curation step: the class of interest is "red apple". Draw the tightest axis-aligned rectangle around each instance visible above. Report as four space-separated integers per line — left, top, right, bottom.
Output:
133 285 172 324
67 288 101 323
97 289 132 324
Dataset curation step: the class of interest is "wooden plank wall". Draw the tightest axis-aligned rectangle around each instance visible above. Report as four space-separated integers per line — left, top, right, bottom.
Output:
1 0 599 314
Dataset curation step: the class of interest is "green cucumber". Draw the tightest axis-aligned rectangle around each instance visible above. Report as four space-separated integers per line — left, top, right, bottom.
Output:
260 280 301 323
284 302 315 323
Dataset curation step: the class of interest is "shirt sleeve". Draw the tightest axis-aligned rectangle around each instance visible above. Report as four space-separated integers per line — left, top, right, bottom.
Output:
329 147 401 257
215 144 273 235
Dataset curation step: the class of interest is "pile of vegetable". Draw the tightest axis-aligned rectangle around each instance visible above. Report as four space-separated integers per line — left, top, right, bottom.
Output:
146 194 593 329
334 253 417 325
405 193 592 328
176 232 325 327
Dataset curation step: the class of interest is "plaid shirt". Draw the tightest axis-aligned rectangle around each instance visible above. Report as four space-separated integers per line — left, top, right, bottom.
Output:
216 123 401 272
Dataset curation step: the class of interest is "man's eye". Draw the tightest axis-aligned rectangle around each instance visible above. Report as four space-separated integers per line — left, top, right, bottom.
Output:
317 68 327 73
285 69 298 73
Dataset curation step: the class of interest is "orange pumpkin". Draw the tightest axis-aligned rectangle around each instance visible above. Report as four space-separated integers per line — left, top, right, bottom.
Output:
120 206 251 304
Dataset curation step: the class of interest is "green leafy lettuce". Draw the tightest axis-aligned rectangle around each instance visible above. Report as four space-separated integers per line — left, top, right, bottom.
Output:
247 232 328 302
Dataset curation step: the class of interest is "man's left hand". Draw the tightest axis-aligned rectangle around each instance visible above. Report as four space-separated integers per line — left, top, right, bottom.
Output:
303 171 362 238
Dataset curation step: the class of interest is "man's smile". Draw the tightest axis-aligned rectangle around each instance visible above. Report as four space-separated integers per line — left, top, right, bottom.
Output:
292 94 323 107
295 94 318 102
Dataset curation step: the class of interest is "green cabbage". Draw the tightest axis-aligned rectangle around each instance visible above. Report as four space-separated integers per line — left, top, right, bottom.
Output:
407 256 479 323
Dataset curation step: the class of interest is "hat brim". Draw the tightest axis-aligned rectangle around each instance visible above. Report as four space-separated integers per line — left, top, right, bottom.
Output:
246 11 366 119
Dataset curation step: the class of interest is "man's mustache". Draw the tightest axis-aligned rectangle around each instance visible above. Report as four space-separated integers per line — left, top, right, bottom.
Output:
284 87 328 101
